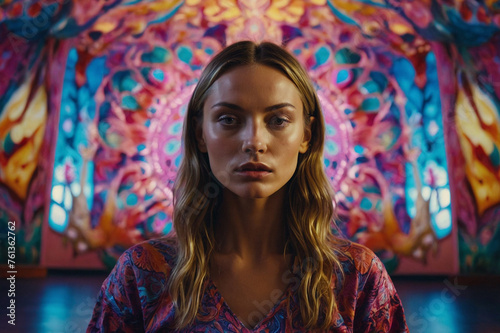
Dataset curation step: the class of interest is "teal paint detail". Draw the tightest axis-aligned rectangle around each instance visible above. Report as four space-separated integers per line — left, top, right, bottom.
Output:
177 46 193 65
113 70 134 92
175 154 182 168
335 48 361 64
325 141 339 155
360 97 380 112
369 71 388 91
3 132 15 154
141 47 170 63
165 140 181 154
326 124 337 136
121 76 138 92
363 186 381 194
491 144 500 167
337 69 350 84
99 101 111 118
86 57 107 94
169 122 182 135
152 69 164 81
163 222 172 235
126 193 138 206
314 46 330 68
362 80 380 94
122 95 140 111
392 58 415 91
360 197 373 210
354 145 364 154
141 67 151 81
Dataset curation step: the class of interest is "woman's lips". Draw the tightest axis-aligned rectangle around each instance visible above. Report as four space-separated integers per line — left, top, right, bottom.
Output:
235 162 272 179
235 170 272 179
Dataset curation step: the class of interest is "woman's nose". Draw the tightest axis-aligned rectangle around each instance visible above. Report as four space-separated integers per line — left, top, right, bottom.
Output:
241 121 267 154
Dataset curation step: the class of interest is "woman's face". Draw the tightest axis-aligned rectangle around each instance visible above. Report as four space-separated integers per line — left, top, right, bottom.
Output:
197 64 311 199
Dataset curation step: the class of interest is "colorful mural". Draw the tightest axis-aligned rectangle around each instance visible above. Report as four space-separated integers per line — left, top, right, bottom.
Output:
0 0 499 273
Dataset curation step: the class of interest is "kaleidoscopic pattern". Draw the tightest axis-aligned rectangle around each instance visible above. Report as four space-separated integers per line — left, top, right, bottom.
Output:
0 0 499 273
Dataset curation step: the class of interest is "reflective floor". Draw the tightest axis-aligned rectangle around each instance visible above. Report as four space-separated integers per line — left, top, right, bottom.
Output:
394 276 500 333
1 271 500 333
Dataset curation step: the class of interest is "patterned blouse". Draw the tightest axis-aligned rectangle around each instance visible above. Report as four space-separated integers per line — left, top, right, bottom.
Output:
87 238 408 332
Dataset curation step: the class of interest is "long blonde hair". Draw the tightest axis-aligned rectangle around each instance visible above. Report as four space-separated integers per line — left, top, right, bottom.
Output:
169 41 345 330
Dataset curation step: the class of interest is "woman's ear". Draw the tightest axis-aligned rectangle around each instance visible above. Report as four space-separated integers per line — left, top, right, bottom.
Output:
299 116 314 153
194 117 207 153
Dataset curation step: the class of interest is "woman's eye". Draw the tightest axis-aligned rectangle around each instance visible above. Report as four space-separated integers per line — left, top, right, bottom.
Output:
218 116 237 125
269 116 289 127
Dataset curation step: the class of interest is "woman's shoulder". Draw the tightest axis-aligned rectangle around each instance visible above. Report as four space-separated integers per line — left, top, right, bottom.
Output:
330 239 409 332
120 235 179 274
331 238 383 276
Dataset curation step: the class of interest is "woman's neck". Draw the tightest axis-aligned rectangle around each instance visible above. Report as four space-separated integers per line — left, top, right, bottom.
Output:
213 187 288 262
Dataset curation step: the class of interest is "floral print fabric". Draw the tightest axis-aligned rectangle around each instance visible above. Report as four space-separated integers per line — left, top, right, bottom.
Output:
88 239 408 332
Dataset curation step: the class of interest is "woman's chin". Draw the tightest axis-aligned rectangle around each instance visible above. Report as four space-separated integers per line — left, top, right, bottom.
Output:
222 184 287 200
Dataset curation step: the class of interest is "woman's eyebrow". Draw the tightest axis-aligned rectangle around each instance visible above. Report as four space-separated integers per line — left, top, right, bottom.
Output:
210 102 296 111
211 102 244 110
264 103 296 111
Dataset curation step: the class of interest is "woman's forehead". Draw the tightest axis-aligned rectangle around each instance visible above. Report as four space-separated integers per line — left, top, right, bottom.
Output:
204 64 303 109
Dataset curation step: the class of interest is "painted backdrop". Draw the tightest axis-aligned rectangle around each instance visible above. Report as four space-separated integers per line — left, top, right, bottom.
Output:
0 0 499 274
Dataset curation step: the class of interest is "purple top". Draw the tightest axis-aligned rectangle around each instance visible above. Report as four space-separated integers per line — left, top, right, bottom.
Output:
88 239 408 332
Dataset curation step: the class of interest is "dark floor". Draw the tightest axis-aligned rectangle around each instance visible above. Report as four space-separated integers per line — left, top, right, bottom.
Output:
1 272 500 333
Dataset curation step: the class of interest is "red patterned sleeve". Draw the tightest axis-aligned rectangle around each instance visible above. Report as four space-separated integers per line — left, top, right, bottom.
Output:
87 250 145 332
353 254 409 333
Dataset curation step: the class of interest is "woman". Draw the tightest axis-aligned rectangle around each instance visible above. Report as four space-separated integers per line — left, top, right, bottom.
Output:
88 41 408 332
